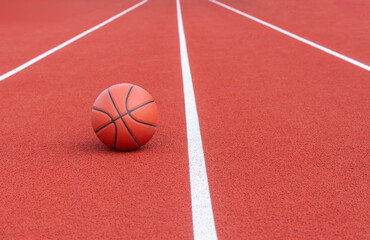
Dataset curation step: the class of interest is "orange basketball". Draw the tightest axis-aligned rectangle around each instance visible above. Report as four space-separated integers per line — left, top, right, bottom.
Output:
91 83 158 151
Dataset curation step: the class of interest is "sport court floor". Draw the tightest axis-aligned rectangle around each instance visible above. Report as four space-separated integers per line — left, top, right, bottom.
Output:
0 0 369 239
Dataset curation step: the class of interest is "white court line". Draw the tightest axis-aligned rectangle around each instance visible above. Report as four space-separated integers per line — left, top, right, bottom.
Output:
210 0 370 72
0 0 148 82
176 0 218 239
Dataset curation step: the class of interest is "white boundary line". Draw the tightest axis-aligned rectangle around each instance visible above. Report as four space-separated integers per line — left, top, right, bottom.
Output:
0 0 148 82
176 0 217 239
210 0 370 72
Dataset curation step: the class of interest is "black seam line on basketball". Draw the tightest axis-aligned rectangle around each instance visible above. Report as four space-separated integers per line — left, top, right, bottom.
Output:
107 88 123 117
95 105 146 133
131 116 156 127
94 113 128 134
112 115 139 147
106 89 130 119
129 100 155 113
125 85 157 127
93 107 117 148
108 87 140 147
93 107 115 134
113 121 117 149
93 113 117 148
121 117 140 147
92 107 114 120
129 101 157 127
95 121 113 133
94 121 117 148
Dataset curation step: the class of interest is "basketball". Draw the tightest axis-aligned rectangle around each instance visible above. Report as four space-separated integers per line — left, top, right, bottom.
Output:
91 83 158 151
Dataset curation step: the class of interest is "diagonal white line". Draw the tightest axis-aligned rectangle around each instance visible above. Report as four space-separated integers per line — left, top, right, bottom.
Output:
210 0 370 72
176 0 218 239
0 0 148 82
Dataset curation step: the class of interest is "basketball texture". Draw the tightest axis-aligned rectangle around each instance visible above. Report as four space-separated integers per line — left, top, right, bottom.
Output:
91 83 158 151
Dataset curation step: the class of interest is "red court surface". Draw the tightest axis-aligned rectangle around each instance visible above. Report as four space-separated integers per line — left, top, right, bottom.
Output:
181 0 369 238
0 0 140 73
213 0 370 64
0 0 369 239
1 0 193 238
